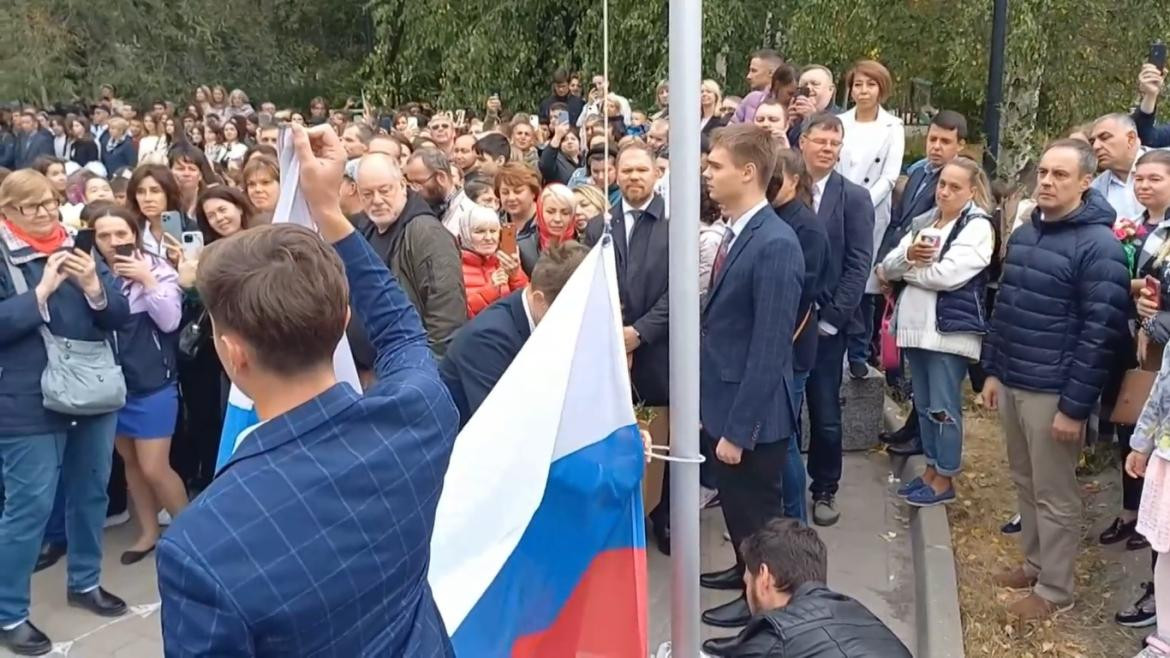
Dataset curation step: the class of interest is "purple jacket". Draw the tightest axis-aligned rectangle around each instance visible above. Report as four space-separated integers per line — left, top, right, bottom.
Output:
732 90 768 124
122 254 182 333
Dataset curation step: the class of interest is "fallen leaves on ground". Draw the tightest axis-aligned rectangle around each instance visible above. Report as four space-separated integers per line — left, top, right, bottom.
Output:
941 399 1143 657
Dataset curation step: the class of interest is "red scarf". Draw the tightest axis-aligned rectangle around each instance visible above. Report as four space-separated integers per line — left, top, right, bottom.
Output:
3 219 67 254
535 194 577 251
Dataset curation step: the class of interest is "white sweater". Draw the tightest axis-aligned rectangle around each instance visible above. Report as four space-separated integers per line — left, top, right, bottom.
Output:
880 206 995 361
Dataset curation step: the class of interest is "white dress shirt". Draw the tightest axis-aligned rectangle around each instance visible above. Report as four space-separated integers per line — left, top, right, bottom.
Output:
621 197 654 247
520 288 536 331
725 199 769 250
812 174 830 213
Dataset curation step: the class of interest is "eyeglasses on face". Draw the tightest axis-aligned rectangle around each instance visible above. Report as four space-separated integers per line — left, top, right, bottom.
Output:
15 198 60 215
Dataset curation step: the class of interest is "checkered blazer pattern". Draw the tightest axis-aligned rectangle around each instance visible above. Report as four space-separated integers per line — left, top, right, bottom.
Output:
157 232 459 657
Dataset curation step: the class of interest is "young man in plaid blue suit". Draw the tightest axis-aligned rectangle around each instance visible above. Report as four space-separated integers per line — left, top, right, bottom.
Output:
155 124 459 657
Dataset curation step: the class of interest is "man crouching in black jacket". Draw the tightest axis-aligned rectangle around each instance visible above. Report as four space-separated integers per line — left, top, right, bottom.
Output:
703 519 911 658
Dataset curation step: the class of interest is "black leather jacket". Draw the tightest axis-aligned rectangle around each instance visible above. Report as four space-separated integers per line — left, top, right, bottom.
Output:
732 583 911 658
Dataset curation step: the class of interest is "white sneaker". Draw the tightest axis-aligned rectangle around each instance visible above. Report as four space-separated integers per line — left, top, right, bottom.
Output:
103 511 130 529
158 510 173 526
653 641 714 658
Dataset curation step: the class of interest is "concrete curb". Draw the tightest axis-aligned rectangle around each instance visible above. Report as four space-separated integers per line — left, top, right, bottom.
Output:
894 453 966 658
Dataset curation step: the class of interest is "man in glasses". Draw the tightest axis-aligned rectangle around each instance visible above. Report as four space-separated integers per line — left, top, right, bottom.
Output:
427 112 456 156
352 153 465 361
798 112 874 528
403 148 477 236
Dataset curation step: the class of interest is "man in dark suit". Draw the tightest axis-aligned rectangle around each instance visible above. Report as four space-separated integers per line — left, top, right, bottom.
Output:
799 113 875 527
12 110 54 170
440 242 589 426
696 124 805 647
877 111 968 455
157 124 458 657
583 142 672 551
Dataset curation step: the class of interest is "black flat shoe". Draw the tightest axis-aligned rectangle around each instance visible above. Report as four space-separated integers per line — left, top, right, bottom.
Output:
1099 517 1136 545
0 620 51 656
1001 514 1021 534
702 595 751 628
67 587 127 618
887 435 924 456
1128 533 1151 551
701 634 742 656
700 565 743 590
33 542 67 573
120 545 156 565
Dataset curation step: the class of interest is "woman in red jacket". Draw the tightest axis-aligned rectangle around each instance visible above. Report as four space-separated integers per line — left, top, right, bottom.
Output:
460 205 528 318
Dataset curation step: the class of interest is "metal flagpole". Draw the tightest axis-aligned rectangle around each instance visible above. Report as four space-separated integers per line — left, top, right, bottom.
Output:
668 0 702 654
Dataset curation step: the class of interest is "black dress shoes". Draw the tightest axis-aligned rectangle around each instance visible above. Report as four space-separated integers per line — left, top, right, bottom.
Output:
67 587 127 618
701 634 742 656
1099 517 1137 545
33 543 67 573
120 545 156 565
887 435 924 457
701 595 751 628
0 620 51 656
700 566 743 590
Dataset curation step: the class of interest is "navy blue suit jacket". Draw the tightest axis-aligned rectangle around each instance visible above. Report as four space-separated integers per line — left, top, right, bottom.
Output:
13 130 54 170
877 165 939 262
157 233 458 658
816 171 875 335
700 204 804 449
439 289 531 427
101 137 137 176
774 199 829 374
584 194 671 405
1134 107 1170 148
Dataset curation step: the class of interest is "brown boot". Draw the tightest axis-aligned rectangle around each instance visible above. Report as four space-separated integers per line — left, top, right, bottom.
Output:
992 566 1037 592
1007 593 1074 620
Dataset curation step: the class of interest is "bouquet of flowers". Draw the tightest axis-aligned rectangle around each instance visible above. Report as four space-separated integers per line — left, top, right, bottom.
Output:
1114 217 1149 277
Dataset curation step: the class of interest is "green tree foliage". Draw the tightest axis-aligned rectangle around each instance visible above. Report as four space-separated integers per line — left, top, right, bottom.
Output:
3 0 1168 180
0 0 371 108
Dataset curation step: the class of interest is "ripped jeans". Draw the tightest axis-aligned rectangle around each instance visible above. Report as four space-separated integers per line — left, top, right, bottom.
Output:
904 348 969 476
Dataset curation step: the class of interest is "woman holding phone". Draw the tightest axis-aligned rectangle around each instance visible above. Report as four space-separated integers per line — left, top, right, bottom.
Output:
1100 150 1170 558
517 184 578 277
87 203 187 565
0 172 130 654
878 157 995 507
459 205 527 318
127 164 193 259
1110 149 1170 632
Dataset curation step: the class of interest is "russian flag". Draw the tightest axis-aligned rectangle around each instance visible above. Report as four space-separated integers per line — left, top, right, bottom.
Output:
429 237 649 657
215 128 362 470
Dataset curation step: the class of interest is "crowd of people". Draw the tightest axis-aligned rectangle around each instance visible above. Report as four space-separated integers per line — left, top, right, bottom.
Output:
1 46 1170 657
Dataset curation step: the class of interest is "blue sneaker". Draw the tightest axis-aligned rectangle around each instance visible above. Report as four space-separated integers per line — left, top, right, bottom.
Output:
896 477 925 497
906 486 956 507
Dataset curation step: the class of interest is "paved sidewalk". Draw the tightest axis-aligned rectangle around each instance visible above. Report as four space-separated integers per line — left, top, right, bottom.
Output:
6 522 162 657
647 451 917 653
5 452 913 657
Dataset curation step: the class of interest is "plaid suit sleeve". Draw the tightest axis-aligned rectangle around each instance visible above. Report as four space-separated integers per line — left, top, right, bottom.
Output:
158 536 255 657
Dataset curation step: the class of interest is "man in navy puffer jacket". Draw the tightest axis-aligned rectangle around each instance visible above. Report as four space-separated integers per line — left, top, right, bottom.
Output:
982 139 1130 620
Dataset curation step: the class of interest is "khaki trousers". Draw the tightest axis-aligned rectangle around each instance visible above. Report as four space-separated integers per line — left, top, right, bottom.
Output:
999 386 1083 605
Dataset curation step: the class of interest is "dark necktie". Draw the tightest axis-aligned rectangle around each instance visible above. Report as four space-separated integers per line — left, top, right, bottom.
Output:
709 226 733 288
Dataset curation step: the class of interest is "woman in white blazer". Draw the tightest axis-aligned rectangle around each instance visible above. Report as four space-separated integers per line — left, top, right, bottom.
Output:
836 59 905 376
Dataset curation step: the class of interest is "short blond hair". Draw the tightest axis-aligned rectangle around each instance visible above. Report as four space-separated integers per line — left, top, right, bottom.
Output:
0 170 53 208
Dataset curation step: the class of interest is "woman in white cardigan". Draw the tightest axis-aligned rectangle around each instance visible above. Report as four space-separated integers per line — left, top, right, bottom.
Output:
837 59 906 375
878 157 995 507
